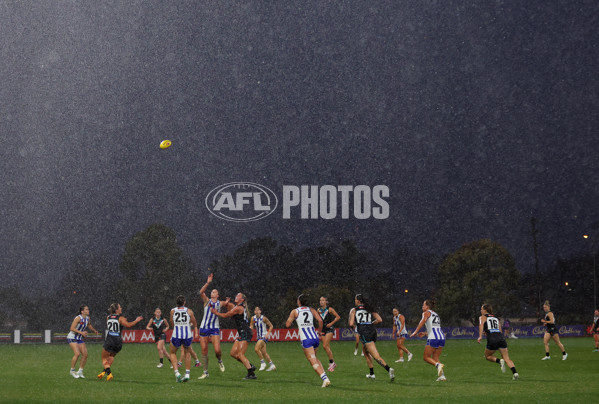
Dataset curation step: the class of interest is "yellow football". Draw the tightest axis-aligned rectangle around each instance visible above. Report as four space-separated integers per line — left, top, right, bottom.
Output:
159 140 172 149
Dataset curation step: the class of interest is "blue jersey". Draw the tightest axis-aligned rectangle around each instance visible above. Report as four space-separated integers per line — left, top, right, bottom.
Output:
171 306 192 339
394 314 408 337
67 315 90 340
200 300 221 329
295 307 319 341
424 310 445 341
253 315 267 340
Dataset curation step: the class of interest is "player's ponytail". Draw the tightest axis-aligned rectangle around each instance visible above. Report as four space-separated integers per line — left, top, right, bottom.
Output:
356 294 375 313
108 303 119 314
482 303 493 315
238 293 250 319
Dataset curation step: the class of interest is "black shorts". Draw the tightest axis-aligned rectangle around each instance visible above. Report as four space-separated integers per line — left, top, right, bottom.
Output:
103 335 123 354
322 327 334 335
154 333 166 343
359 327 377 344
486 334 508 351
237 328 252 342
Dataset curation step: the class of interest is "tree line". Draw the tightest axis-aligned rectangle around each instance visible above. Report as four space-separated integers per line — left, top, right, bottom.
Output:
0 223 594 332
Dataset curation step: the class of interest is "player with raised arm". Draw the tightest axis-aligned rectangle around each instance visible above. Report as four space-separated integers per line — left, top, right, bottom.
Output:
211 293 257 379
97 303 143 381
197 272 228 379
169 295 198 382
251 306 276 371
286 294 331 387
410 299 446 381
349 294 395 381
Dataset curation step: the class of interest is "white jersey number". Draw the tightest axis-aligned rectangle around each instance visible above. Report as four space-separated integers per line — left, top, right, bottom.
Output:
486 317 500 332
356 309 372 324
107 319 120 333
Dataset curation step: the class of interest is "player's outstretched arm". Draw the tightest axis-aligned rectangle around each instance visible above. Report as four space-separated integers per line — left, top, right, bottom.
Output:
285 310 297 328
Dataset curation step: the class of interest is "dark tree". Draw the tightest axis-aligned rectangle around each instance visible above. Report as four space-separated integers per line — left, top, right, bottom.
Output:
436 239 521 325
113 224 196 319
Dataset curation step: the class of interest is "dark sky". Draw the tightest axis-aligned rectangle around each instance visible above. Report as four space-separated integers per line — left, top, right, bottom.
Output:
1 1 598 292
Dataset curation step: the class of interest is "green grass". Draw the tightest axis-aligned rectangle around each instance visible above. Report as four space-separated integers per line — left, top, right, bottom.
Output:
0 338 598 403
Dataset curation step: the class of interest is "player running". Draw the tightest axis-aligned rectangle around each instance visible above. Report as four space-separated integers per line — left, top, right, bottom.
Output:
350 294 395 382
410 299 446 381
286 294 331 388
477 303 519 380
317 296 340 372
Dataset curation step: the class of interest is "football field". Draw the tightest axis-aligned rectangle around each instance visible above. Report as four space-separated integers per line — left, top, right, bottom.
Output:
1 338 598 403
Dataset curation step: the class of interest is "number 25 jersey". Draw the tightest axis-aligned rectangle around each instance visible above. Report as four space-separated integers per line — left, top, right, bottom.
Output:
172 306 192 339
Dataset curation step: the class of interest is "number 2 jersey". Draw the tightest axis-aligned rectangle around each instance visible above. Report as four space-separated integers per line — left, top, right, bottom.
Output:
171 306 192 340
294 306 320 341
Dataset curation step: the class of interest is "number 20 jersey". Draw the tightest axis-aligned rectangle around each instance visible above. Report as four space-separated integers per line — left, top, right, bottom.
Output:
106 314 121 337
